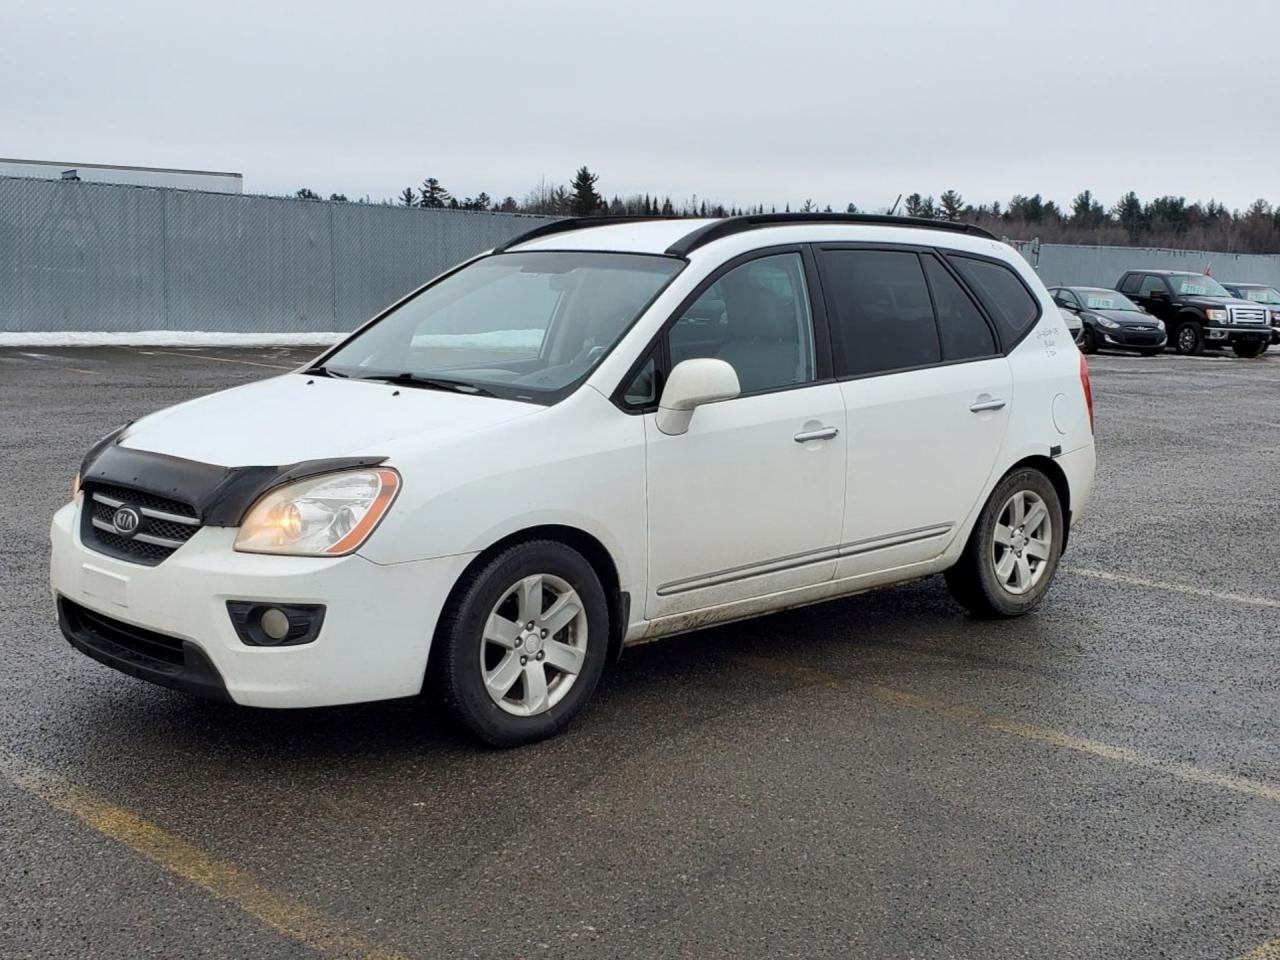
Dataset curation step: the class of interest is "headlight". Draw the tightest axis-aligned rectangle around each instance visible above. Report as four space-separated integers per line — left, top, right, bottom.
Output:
72 472 82 505
1094 315 1120 329
1270 311 1280 324
234 468 401 556
1205 308 1228 322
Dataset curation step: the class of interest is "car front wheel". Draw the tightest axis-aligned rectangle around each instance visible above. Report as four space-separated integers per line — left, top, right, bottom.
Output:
1232 341 1267 359
433 540 609 746
1175 321 1204 355
945 468 1064 618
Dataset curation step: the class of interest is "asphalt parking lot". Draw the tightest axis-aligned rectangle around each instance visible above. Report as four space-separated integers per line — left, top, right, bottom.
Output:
2 344 1279 960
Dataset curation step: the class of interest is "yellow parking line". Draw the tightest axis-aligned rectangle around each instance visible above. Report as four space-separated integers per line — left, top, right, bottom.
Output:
1069 567 1280 610
738 655 1280 805
0 752 412 960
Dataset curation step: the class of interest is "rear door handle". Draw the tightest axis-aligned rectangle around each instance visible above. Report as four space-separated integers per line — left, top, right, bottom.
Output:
794 426 839 443
969 397 1006 413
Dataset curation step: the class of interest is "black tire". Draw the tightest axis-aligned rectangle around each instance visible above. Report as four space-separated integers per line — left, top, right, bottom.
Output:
1174 320 1204 355
945 468 1065 618
433 540 609 747
1232 341 1267 359
1079 326 1098 354
1138 348 1162 357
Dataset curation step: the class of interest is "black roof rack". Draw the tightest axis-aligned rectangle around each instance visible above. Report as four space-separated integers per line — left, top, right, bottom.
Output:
492 216 680 253
665 213 997 256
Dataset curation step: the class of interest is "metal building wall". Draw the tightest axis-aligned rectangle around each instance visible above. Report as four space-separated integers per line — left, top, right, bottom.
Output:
0 176 553 333
1008 240 1280 288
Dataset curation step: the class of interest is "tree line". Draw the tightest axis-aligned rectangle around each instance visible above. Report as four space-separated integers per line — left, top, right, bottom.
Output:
293 167 1280 254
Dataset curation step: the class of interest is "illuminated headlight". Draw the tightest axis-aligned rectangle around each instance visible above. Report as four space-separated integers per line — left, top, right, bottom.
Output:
235 468 400 556
1094 315 1120 329
1205 308 1229 322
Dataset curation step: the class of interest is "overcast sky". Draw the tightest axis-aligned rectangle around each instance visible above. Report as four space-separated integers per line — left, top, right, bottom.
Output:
5 0 1279 212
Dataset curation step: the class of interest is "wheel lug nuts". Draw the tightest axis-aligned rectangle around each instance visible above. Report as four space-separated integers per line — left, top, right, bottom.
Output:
540 629 548 638
520 655 528 665
526 621 534 630
515 637 523 647
536 651 544 661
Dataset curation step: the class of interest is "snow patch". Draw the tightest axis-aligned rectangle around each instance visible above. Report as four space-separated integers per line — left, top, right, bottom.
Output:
0 331 346 348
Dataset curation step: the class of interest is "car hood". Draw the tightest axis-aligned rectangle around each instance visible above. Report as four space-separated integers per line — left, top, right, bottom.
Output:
1086 309 1160 326
119 373 541 467
1177 295 1258 310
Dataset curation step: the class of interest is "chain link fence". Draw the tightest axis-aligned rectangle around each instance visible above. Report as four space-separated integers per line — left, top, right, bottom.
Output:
0 176 553 333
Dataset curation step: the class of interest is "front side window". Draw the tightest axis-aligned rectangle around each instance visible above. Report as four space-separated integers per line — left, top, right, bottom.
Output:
666 253 816 394
1054 289 1080 308
1137 275 1169 297
820 249 940 376
321 252 682 401
949 255 1041 344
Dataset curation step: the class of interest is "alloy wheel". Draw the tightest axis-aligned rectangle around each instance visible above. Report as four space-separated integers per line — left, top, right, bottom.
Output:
991 490 1053 596
480 573 588 717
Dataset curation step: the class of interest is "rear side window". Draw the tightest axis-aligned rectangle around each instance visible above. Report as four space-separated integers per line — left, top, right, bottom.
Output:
949 256 1040 344
1138 275 1168 297
1119 274 1141 294
820 250 940 376
921 255 997 361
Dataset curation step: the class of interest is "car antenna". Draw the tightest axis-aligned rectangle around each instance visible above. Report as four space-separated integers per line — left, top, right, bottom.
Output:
888 194 903 216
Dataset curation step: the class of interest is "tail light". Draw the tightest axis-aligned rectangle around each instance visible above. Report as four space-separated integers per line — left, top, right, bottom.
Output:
1079 351 1095 433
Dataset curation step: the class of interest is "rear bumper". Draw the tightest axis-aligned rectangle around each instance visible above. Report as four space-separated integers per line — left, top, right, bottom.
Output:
1057 444 1096 531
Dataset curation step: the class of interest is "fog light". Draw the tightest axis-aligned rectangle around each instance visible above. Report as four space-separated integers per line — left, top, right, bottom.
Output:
226 601 326 647
260 608 291 641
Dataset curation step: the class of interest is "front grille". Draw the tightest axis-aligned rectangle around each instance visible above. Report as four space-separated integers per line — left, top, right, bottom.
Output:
61 598 185 667
1231 307 1268 324
81 483 201 566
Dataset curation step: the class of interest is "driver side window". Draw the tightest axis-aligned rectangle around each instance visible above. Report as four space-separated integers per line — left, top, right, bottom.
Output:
666 253 816 395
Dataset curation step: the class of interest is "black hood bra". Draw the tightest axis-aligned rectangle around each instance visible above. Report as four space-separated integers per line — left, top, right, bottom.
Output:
80 428 385 528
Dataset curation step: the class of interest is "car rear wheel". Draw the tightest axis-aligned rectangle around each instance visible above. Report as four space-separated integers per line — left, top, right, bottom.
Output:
945 468 1064 618
1079 326 1098 354
433 540 608 747
1175 321 1204 355
1232 341 1267 358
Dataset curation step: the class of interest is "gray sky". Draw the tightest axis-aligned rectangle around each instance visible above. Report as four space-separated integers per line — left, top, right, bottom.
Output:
5 0 1279 212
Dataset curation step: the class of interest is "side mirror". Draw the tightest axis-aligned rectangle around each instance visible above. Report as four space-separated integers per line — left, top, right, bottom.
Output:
655 358 740 436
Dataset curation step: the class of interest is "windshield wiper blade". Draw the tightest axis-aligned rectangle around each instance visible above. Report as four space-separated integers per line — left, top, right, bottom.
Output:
305 365 349 378
358 372 496 397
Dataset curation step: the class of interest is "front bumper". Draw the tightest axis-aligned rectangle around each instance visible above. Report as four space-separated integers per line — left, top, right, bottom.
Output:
1204 326 1271 344
1097 326 1167 350
50 502 475 708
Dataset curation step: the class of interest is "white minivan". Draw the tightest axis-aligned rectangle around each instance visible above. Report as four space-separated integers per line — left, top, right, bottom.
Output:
52 215 1096 745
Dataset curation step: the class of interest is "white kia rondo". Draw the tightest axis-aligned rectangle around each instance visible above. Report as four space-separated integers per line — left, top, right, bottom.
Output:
51 215 1096 745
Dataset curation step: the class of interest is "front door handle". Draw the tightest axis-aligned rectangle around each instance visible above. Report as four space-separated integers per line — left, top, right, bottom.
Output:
794 426 839 443
969 397 1006 413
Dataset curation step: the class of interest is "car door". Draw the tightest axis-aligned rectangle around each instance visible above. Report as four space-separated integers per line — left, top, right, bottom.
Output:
815 246 1013 578
631 249 847 620
1133 274 1176 322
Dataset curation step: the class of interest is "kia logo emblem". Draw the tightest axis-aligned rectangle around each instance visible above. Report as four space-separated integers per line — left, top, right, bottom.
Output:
111 506 142 537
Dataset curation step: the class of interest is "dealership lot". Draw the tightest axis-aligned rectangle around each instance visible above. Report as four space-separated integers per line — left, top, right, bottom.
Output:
2 345 1279 959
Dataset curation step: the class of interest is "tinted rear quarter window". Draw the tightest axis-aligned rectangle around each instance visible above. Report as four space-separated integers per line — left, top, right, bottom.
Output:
820 250 940 377
921 255 997 361
949 255 1040 344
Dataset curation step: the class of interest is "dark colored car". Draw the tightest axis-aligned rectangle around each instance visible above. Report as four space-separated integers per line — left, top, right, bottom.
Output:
1219 282 1280 346
1116 270 1271 358
1049 286 1166 356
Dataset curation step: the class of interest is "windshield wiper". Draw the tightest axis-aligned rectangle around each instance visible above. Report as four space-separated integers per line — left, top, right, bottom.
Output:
305 365 349 378
357 372 497 397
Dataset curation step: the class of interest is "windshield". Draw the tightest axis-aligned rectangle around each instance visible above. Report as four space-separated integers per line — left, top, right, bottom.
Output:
1235 286 1280 304
320 252 683 401
1076 288 1142 312
1168 274 1231 297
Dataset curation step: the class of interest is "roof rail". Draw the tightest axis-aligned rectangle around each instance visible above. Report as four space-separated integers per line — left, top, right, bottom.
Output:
492 216 680 253
664 213 997 257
